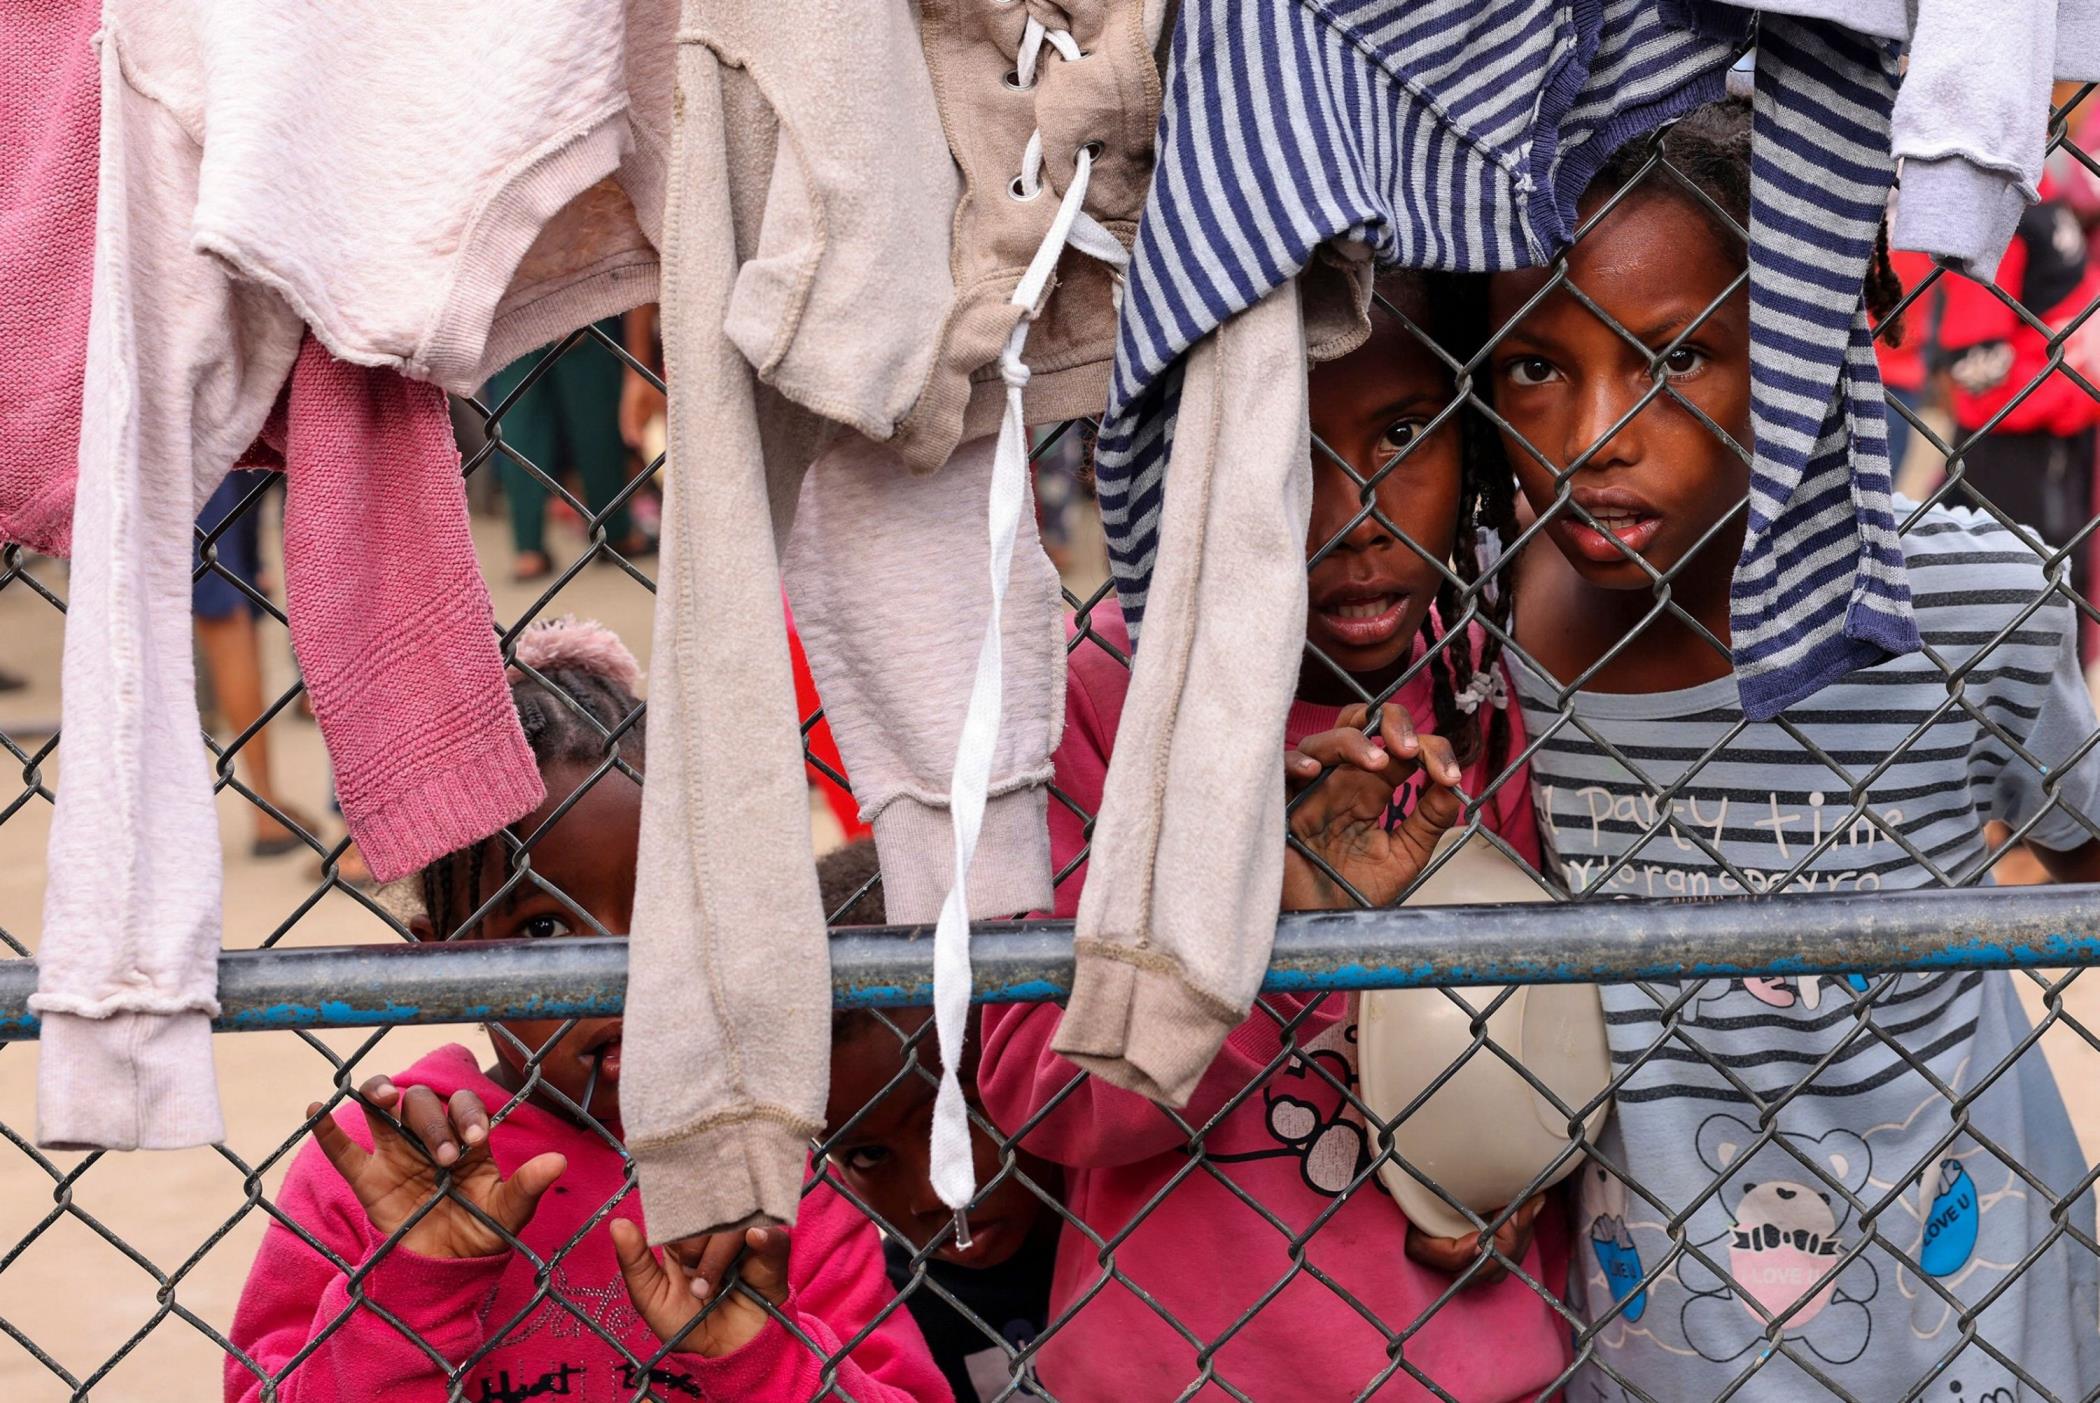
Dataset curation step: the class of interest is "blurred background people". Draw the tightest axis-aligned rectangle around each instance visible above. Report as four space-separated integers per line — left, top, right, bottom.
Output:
193 469 313 857
484 316 652 582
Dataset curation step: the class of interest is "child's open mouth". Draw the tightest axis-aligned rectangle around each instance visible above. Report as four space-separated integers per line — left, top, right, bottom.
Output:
581 1031 623 1080
1565 506 1661 563
1312 591 1410 649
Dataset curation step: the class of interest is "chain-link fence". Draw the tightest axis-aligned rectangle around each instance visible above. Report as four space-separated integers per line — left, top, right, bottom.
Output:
5 86 2100 1403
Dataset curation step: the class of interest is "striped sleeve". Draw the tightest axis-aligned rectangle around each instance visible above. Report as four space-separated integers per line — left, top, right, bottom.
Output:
1094 0 1733 641
1726 15 1921 717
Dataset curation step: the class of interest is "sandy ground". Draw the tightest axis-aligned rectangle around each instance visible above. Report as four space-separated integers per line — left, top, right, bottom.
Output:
4 457 2100 1399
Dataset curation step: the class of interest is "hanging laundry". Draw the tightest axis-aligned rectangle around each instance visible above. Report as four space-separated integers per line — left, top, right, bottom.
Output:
1661 0 2100 721
1707 16 1921 719
4 1 542 896
29 0 677 1152
1669 0 2096 714
1 0 97 561
631 0 1157 1242
250 340 547 887
1703 0 2100 274
1076 0 1739 1105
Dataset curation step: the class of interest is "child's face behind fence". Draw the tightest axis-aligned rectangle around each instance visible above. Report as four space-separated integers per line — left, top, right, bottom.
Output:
414 760 638 1132
1303 298 1464 680
1486 190 1753 594
824 1011 1056 1269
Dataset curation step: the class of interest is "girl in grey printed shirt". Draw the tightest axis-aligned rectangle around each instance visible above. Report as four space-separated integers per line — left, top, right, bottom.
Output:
1472 100 2100 1401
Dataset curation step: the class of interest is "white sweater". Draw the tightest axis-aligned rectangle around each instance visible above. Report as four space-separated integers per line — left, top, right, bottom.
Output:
36 0 670 1151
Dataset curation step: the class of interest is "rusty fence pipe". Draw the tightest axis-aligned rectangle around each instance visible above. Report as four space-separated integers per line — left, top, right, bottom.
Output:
4 883 2099 1037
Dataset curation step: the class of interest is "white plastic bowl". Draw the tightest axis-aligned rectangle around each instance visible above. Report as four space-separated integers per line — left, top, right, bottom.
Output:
1356 831 1611 1239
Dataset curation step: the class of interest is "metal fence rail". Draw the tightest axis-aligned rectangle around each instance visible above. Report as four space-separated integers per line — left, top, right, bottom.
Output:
7 885 2100 1037
4 84 2100 1403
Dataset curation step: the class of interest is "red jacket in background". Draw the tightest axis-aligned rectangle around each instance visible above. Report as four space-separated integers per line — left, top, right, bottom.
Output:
1935 175 2100 438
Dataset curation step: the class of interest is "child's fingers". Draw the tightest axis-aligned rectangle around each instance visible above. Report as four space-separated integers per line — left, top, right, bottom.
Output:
1406 1224 1512 1285
488 1152 567 1234
1292 727 1390 776
1403 1225 1479 1273
351 1077 407 1155
1415 733 1462 788
610 1218 674 1305
1394 774 1466 857
307 1104 371 1186
689 1231 747 1303
1376 704 1423 760
1491 1194 1546 1261
387 1083 461 1166
447 1089 491 1150
737 1226 791 1306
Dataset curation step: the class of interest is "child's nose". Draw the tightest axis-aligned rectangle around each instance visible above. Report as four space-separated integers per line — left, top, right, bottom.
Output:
1308 463 1394 555
1563 377 1645 475
907 1176 950 1225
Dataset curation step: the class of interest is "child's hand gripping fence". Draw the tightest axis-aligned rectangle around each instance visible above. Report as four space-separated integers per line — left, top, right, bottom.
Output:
2 90 2100 1403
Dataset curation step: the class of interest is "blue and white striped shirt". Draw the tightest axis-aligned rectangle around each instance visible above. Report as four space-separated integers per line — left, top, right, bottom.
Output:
1095 1 1922 719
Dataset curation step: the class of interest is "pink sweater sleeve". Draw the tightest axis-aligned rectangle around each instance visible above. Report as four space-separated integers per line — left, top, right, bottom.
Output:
276 337 544 883
684 1181 950 1401
978 654 1272 1168
224 1140 509 1403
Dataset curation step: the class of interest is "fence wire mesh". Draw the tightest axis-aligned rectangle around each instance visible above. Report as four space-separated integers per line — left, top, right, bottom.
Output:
3 89 2100 1403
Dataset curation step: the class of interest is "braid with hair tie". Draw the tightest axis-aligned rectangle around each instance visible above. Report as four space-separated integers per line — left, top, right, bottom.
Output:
1462 422 1522 777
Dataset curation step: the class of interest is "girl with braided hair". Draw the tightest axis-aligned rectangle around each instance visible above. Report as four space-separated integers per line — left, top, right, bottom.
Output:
973 277 1570 1402
228 618 947 1403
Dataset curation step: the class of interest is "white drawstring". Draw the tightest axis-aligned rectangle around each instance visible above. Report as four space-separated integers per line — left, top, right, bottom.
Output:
928 23 1131 1237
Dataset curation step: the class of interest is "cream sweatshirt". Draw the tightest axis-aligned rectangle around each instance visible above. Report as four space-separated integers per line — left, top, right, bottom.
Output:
36 1 673 1151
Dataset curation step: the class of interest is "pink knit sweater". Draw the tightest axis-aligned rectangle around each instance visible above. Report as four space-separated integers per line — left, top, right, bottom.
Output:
0 5 540 883
246 338 544 880
0 0 96 558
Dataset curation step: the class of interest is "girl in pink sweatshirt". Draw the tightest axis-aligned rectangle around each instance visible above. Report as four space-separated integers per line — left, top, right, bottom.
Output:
226 619 947 1403
977 278 1573 1401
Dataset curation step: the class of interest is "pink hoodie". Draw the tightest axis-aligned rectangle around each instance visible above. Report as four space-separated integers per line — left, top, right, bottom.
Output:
978 603 1571 1402
227 1045 950 1403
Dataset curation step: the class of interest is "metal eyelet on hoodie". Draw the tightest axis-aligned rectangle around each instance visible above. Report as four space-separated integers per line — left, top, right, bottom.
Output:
1008 173 1043 202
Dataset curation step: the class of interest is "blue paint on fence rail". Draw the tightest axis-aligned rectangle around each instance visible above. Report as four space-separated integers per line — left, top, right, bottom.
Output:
5 885 2100 1038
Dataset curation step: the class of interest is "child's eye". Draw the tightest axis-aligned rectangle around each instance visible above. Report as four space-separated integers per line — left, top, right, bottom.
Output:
1660 346 1707 379
518 914 575 940
1503 356 1558 387
1380 419 1426 453
842 1146 891 1173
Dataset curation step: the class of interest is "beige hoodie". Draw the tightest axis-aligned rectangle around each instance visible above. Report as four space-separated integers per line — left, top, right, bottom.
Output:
633 0 1160 1240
